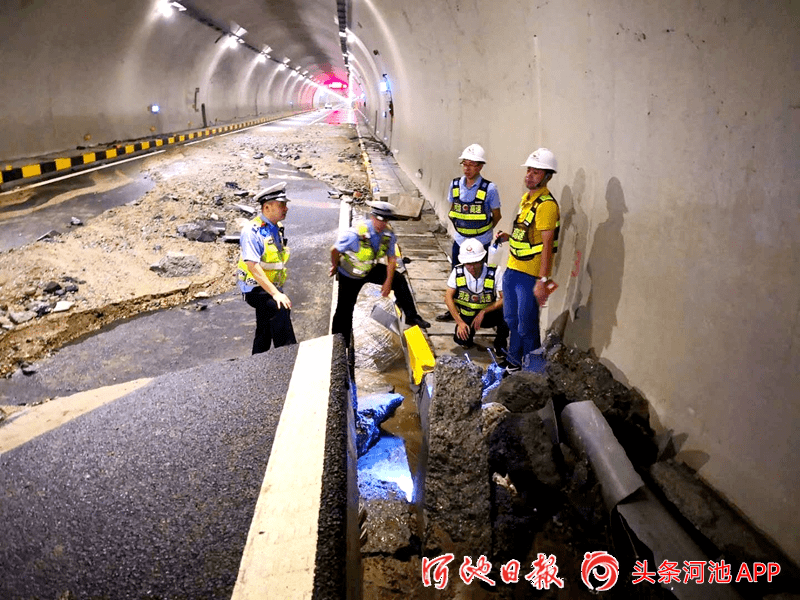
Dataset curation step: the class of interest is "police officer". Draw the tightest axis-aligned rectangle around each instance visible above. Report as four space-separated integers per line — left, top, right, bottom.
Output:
443 238 509 352
237 182 297 354
437 143 502 322
330 201 430 345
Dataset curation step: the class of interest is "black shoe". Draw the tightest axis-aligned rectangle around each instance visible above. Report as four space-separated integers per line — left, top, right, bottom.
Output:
408 315 431 329
435 311 454 322
502 363 521 378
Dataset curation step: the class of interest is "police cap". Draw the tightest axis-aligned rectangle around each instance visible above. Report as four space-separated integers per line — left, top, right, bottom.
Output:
369 200 396 221
255 182 290 204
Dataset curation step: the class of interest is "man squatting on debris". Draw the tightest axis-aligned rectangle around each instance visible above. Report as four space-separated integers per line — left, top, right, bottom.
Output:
442 237 509 353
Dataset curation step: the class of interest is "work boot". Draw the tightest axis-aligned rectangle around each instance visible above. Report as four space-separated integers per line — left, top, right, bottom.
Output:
435 311 454 322
408 315 431 329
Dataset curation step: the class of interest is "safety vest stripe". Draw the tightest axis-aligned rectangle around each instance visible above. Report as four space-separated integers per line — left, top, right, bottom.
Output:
449 178 493 236
260 261 285 270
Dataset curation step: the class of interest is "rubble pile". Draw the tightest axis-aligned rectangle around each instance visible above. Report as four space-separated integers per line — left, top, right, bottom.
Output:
362 332 800 599
0 123 363 377
266 131 370 197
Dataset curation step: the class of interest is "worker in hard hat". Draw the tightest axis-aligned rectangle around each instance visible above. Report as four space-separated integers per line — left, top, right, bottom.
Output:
436 143 502 322
330 201 431 345
442 238 509 353
494 148 560 372
237 182 297 354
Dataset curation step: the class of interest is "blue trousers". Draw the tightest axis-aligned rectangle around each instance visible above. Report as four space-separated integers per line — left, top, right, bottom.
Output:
502 268 540 366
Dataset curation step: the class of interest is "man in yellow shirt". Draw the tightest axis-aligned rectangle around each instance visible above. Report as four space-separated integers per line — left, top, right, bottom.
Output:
495 148 560 372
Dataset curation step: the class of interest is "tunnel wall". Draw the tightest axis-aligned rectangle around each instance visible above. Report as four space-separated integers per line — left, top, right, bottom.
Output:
0 0 312 163
351 0 800 564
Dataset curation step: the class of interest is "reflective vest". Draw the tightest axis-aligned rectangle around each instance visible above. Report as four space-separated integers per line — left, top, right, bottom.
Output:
508 194 560 261
448 177 493 236
453 264 498 317
237 215 290 288
338 222 392 278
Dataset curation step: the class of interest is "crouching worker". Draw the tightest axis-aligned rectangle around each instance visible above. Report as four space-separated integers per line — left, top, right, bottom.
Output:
237 182 297 354
443 237 509 353
330 201 430 345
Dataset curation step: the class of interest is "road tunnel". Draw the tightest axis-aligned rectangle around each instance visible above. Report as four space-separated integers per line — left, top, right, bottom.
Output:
0 0 798 594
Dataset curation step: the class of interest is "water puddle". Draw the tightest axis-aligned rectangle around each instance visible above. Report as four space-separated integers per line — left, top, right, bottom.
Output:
353 288 422 501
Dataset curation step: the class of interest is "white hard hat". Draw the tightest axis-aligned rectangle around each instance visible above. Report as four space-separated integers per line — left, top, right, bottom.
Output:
522 148 558 173
458 238 487 264
369 200 397 221
458 143 486 163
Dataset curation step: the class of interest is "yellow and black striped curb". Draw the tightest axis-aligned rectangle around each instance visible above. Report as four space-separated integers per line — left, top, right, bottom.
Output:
1 111 311 189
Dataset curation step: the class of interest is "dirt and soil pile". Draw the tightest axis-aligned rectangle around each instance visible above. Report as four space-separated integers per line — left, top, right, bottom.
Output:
0 123 368 380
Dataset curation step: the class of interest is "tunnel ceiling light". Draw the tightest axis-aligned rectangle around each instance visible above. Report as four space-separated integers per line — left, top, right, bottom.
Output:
156 0 174 17
278 63 287 71
282 57 291 64
225 35 239 49
169 1 186 10
148 104 161 114
262 45 272 54
338 31 347 38
256 54 266 63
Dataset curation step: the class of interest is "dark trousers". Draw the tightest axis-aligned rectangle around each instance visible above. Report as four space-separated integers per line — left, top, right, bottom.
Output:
332 265 419 344
244 287 297 354
453 308 509 350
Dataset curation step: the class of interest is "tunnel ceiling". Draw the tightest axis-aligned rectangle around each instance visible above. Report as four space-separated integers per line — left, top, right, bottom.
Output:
185 0 348 85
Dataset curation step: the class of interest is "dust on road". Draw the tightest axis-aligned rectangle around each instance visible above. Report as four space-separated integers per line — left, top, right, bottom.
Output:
0 122 369 379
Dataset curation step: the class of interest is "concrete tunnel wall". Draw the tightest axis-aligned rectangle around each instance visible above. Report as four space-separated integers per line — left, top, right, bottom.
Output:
0 0 798 566
350 0 800 565
0 0 316 162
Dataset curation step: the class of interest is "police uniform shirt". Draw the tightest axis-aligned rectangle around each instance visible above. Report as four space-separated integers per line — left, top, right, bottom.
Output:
238 218 283 294
334 219 396 278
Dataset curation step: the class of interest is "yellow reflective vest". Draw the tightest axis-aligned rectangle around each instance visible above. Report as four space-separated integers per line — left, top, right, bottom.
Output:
508 194 560 261
453 264 498 317
448 177 493 236
237 215 290 288
339 223 392 278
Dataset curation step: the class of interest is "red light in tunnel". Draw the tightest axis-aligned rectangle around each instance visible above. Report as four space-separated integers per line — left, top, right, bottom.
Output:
322 75 348 90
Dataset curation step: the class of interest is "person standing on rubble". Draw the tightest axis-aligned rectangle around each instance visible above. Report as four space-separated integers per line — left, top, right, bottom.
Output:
436 143 502 322
236 182 297 354
442 237 509 353
330 201 430 345
494 148 560 372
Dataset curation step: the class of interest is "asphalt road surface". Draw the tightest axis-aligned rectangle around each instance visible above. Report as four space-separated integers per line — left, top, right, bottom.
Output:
0 112 348 598
0 345 298 599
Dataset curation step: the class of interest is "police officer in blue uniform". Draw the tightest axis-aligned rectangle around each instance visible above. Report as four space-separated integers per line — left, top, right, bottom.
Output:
237 182 297 354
